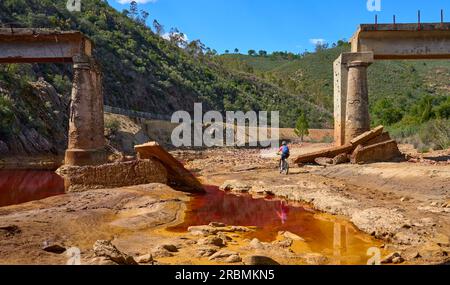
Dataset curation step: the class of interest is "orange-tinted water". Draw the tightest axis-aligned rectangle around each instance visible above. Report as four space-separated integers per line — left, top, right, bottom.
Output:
171 185 381 264
0 170 65 207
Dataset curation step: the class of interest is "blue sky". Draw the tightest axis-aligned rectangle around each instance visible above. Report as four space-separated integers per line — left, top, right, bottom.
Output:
109 0 450 54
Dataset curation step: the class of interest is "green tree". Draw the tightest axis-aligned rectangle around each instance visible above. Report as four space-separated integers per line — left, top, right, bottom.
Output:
258 50 267 57
248 50 256 56
234 48 239 54
294 112 310 141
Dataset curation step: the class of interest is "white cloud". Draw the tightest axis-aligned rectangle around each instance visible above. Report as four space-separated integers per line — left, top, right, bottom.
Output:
309 38 326 45
116 0 157 4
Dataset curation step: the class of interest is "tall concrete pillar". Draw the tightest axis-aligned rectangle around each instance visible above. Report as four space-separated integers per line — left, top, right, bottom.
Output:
65 55 106 166
344 60 371 144
334 52 373 146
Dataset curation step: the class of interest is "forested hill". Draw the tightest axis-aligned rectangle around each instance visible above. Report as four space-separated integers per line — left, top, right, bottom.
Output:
0 0 331 130
219 45 450 150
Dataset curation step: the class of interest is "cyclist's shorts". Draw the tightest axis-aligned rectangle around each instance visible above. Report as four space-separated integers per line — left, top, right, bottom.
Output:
281 154 290 160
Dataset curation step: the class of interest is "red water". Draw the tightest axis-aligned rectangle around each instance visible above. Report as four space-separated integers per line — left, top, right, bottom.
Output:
0 170 65 207
170 186 379 263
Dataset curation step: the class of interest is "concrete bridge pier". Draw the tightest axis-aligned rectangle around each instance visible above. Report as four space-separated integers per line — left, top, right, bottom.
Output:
334 52 374 146
344 60 371 144
65 55 106 166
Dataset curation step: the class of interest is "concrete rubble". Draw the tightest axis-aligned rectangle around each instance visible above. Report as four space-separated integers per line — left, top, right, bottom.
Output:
294 126 404 166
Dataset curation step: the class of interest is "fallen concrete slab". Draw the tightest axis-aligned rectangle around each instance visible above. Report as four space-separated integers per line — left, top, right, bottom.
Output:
351 140 404 164
294 144 354 164
294 126 386 165
135 142 204 193
350 126 384 146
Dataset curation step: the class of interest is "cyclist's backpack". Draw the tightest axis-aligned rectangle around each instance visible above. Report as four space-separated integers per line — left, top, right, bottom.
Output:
281 145 290 156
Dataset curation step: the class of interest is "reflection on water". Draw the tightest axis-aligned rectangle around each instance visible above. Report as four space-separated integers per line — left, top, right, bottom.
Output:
0 170 65 207
170 185 379 264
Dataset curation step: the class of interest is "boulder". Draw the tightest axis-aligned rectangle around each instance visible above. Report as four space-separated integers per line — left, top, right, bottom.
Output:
225 255 242 263
209 250 240 261
314 157 334 166
220 180 251 193
93 240 137 265
135 254 153 264
332 153 350 165
209 222 226 228
381 252 404 264
279 231 305 241
198 236 226 247
196 247 218 258
244 255 280 266
42 243 66 254
351 140 403 164
0 225 21 237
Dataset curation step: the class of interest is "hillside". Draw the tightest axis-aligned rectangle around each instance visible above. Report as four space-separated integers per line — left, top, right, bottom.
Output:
0 0 330 156
219 45 450 150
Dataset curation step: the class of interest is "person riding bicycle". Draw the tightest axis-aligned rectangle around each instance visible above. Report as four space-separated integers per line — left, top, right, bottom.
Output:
278 141 290 163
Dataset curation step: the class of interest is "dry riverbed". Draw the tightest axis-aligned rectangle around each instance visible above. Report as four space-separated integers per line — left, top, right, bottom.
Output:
184 144 450 265
0 143 449 265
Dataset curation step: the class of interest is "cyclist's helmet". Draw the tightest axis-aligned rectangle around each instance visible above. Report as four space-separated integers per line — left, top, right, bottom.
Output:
282 141 287 146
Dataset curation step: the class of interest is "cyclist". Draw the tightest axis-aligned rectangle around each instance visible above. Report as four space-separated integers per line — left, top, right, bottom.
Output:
278 141 290 173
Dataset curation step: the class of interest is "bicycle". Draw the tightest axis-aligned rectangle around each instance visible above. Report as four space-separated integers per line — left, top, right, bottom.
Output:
278 154 289 175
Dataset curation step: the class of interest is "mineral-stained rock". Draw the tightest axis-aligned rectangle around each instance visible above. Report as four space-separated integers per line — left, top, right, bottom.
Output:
42 244 66 254
351 208 411 240
244 255 280 266
314 157 334 166
56 159 168 192
209 222 226 228
93 240 137 265
249 238 264 250
279 231 305 241
272 238 293 248
220 180 251 193
198 236 225 247
196 247 218 258
381 252 404 264
188 225 253 236
0 225 21 237
225 255 242 263
351 140 403 164
151 246 175 258
135 254 153 264
209 250 240 261
160 244 179 253
332 153 350 165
